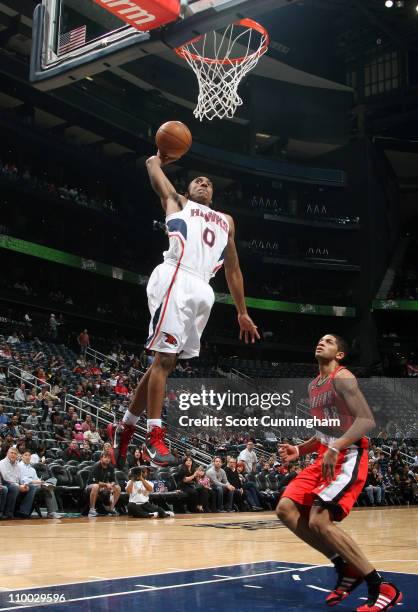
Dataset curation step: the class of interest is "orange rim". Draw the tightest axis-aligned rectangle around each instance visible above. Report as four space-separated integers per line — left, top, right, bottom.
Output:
175 18 269 65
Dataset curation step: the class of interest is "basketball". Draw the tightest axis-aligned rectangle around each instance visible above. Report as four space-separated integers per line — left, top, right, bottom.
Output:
155 121 192 159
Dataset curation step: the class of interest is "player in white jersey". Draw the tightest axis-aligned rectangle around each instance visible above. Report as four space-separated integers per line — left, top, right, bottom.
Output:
109 152 259 467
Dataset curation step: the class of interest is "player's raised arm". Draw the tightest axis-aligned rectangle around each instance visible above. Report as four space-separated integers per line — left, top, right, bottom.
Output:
331 371 376 451
145 153 186 214
223 215 260 344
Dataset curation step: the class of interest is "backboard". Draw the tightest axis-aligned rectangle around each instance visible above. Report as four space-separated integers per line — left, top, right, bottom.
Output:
30 0 289 89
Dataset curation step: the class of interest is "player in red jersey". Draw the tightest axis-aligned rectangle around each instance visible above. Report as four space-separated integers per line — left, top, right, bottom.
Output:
277 334 403 612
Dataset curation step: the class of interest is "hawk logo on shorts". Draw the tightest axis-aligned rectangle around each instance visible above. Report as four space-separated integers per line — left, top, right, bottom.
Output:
163 332 178 347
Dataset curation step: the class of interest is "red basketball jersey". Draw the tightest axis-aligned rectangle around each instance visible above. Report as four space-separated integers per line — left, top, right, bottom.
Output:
309 366 367 448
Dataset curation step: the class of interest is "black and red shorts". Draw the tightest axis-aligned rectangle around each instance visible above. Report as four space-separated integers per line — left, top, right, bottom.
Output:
282 442 368 521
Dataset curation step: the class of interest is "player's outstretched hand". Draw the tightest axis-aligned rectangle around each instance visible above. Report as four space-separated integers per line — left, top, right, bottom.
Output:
278 443 299 465
238 314 260 344
157 150 179 166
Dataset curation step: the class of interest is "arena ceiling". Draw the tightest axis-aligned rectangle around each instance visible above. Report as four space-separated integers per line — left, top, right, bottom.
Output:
0 0 417 183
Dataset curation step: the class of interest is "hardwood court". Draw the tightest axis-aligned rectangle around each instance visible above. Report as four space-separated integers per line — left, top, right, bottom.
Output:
0 507 416 592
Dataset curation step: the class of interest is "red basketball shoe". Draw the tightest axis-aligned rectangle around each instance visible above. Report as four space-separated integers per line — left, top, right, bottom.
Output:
107 422 135 467
142 426 176 467
356 582 403 611
326 563 363 606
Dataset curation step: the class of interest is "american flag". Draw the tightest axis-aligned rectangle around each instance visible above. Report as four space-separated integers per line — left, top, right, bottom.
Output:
57 25 86 56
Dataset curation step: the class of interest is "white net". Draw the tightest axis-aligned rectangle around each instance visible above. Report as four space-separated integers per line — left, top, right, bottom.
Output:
176 20 269 121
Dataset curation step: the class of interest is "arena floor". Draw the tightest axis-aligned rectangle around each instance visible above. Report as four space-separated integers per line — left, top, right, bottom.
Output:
0 507 417 610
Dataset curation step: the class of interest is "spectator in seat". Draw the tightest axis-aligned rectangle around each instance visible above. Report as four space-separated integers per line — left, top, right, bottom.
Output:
37 386 60 405
16 440 27 457
6 332 20 345
38 388 60 422
8 416 24 439
62 422 73 441
171 447 183 466
277 465 299 497
114 378 128 396
14 383 27 404
376 450 389 475
1 435 14 459
126 466 174 518
81 414 93 432
30 445 46 465
19 451 61 519
127 447 146 468
25 409 39 430
258 462 281 508
177 457 206 513
24 431 38 453
0 472 8 519
0 405 9 430
224 457 245 511
259 461 272 477
390 449 404 475
237 440 257 473
64 440 81 462
102 442 116 466
87 452 120 517
0 447 36 519
399 465 415 504
365 466 383 505
195 465 213 512
236 462 263 511
53 415 67 442
27 387 37 403
83 423 103 448
206 456 235 512
64 407 78 424
72 423 84 442
80 440 92 462
21 365 34 384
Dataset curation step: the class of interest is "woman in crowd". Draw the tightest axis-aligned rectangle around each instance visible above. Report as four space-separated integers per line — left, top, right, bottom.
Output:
30 444 47 465
194 465 212 512
126 466 174 518
127 447 149 468
177 457 206 512
73 423 84 442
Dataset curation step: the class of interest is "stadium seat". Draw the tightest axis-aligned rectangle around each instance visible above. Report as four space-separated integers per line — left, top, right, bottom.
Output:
77 469 92 490
34 463 51 480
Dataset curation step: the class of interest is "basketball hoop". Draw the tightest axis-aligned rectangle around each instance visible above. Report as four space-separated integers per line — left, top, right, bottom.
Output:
175 18 269 121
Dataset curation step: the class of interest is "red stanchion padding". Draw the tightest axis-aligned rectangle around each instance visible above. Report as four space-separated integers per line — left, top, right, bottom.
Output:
94 0 181 32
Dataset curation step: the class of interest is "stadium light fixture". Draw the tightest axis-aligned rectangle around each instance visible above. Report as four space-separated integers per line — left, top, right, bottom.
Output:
384 0 393 7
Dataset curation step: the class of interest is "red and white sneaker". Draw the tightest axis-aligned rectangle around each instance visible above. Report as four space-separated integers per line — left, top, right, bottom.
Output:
142 426 176 467
356 582 403 611
326 564 363 606
107 422 135 468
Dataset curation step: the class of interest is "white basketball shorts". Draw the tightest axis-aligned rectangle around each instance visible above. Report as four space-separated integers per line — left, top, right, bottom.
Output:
144 262 215 359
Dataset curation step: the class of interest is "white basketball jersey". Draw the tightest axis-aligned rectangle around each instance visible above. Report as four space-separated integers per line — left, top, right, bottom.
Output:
163 200 229 282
